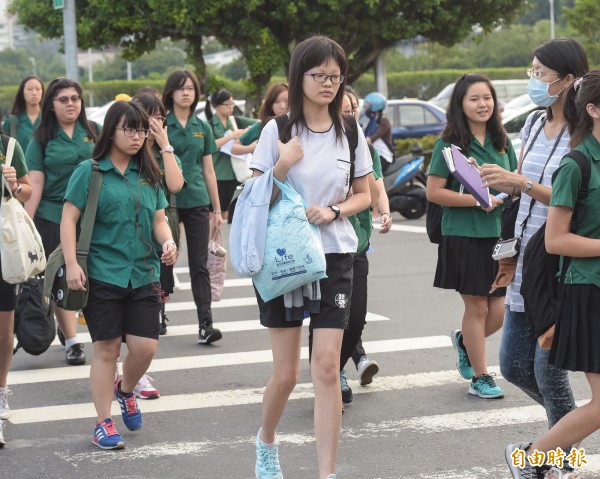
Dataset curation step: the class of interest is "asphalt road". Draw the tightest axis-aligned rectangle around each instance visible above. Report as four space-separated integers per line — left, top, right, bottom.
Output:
2 213 599 479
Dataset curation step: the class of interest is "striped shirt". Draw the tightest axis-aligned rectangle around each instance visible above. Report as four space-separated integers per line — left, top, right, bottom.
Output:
506 111 571 312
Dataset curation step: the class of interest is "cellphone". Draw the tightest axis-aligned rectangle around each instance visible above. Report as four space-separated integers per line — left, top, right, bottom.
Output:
492 238 520 260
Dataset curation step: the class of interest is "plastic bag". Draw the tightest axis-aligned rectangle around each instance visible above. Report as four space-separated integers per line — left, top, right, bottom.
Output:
253 178 327 302
207 228 227 301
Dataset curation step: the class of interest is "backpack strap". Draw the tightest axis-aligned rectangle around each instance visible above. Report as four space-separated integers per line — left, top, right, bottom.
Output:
77 159 103 254
567 149 591 230
274 114 289 140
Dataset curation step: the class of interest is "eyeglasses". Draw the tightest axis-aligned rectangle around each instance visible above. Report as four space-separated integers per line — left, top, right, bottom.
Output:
116 127 150 138
220 101 235 107
54 95 81 105
274 100 288 106
342 105 358 115
153 115 167 125
527 68 560 80
177 86 195 92
303 72 345 84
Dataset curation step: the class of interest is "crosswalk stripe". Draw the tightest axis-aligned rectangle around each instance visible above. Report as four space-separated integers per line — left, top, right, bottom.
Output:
50 312 390 347
11 335 450 385
9 366 498 425
374 223 426 233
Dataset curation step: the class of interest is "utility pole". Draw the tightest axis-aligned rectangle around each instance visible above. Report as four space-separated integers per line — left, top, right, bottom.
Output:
375 52 388 98
56 0 79 82
549 0 555 39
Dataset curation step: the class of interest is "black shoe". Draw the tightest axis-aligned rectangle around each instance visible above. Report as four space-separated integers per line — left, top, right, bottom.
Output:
66 343 86 365
198 323 222 344
159 314 169 336
340 369 353 404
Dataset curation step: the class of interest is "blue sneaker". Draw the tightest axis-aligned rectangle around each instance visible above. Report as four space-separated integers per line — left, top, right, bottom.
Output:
469 373 504 399
255 428 283 479
92 418 125 450
340 369 353 404
450 329 474 380
114 379 142 431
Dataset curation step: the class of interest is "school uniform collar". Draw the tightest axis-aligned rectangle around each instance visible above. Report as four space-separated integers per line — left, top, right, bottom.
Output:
581 131 600 163
97 155 140 174
166 110 201 129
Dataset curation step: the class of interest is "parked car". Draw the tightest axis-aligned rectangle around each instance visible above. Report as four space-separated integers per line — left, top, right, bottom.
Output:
429 79 529 110
502 102 544 151
502 93 535 120
386 99 447 140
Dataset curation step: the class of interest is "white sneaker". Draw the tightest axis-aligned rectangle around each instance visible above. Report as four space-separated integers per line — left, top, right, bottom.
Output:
0 387 12 420
134 374 160 399
0 419 5 448
357 358 379 386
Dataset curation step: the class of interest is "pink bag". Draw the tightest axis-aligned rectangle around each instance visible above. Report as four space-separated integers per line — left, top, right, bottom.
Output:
207 228 227 301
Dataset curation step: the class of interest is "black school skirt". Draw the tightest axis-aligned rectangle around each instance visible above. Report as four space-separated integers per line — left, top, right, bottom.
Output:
550 284 600 373
434 235 505 297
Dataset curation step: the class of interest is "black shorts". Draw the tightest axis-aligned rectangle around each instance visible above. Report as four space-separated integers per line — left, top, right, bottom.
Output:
34 216 60 260
0 255 18 311
83 279 162 342
256 253 353 329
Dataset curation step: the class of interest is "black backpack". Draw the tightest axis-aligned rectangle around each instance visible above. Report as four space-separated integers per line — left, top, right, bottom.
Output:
13 277 56 356
521 150 590 339
274 114 359 190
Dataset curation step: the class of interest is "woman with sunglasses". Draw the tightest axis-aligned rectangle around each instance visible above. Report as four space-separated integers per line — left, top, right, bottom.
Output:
3 76 44 150
25 78 99 366
205 89 257 220
162 70 223 345
61 101 176 449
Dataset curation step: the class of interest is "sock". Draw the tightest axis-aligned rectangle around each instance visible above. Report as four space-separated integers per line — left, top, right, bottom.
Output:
117 380 132 397
64 336 79 350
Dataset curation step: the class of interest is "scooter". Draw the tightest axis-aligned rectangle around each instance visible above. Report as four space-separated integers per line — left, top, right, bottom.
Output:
382 143 428 219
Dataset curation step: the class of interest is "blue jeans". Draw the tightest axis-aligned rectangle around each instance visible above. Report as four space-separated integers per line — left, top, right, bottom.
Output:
499 306 576 427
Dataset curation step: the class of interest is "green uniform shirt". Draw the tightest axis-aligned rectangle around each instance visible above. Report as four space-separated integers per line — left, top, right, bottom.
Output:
64 156 168 289
0 139 27 178
348 146 384 255
26 121 96 223
429 135 517 238
239 121 263 146
3 113 40 151
210 115 257 180
550 131 600 287
166 111 217 208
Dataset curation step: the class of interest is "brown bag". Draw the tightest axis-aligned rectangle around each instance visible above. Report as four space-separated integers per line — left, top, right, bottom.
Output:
489 256 518 294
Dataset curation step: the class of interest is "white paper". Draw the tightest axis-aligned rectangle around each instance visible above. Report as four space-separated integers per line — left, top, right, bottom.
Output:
220 132 252 162
442 147 456 173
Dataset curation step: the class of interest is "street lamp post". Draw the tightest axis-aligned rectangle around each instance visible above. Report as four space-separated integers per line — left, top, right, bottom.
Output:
29 57 37 77
549 0 555 40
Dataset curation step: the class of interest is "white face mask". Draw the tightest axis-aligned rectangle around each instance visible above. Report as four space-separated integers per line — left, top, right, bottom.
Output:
528 76 564 107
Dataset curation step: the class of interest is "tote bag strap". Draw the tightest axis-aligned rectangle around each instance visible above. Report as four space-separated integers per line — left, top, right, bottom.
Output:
2 137 16 198
272 177 307 207
77 160 103 254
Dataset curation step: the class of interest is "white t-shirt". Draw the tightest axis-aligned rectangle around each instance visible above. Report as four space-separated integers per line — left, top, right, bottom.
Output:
250 118 373 254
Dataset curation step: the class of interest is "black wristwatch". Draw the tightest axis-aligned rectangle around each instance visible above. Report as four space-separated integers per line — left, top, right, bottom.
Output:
329 205 341 220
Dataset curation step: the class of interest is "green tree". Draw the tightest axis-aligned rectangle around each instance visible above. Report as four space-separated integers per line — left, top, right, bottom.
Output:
564 0 600 64
11 0 526 99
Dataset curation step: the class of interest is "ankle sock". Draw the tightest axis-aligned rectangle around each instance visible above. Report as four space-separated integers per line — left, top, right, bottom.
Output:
64 337 79 350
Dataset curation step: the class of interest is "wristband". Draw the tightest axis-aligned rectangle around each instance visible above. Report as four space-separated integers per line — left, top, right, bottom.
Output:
13 181 22 195
214 211 222 215
163 239 177 250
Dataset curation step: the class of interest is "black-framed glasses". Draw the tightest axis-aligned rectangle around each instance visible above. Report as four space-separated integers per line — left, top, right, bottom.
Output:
54 95 81 105
526 68 559 80
303 72 345 84
177 86 195 92
116 127 150 138
153 115 167 126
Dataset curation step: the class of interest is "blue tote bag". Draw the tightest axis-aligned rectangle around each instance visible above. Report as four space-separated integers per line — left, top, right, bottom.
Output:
253 178 327 302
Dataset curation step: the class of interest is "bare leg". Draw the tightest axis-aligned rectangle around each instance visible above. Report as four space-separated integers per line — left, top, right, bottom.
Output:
312 328 344 478
0 311 14 388
260 327 302 443
485 296 505 337
460 294 489 377
90 338 121 422
120 335 158 393
54 306 78 341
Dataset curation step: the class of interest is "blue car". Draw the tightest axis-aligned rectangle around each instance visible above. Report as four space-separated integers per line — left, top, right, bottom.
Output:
386 99 447 140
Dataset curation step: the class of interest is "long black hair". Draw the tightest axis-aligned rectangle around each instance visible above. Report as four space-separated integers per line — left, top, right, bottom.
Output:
162 70 201 115
92 101 160 186
11 76 44 115
534 38 589 126
442 73 506 153
282 35 348 142
33 78 97 151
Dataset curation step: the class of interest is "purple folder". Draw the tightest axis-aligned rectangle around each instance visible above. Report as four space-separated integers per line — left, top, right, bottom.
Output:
442 144 491 208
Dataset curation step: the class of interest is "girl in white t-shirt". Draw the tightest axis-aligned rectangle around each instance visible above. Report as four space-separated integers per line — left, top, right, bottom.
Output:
249 35 372 479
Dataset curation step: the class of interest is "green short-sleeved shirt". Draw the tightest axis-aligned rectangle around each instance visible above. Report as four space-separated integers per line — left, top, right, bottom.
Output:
166 112 218 208
210 115 257 180
0 138 27 179
3 113 40 152
429 135 517 238
64 157 168 289
347 146 383 255
550 132 600 286
239 121 263 146
26 121 96 223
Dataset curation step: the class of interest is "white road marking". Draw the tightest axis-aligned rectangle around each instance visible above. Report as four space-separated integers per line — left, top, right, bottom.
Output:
13 335 450 386
51 312 390 346
374 223 426 233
